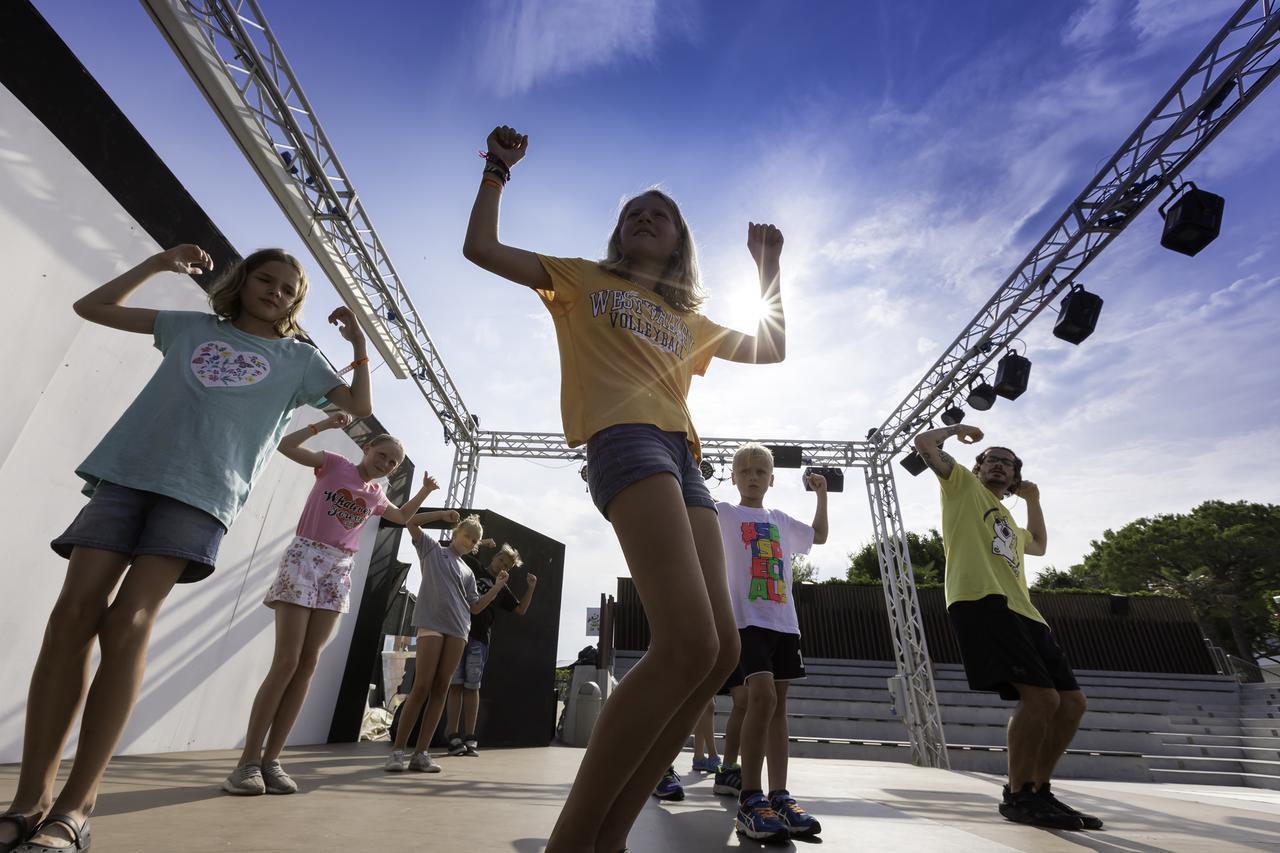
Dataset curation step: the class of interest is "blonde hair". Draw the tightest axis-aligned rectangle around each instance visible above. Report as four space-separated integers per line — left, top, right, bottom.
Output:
452 513 484 542
598 188 705 313
207 248 309 337
494 543 523 568
733 442 774 470
365 434 404 453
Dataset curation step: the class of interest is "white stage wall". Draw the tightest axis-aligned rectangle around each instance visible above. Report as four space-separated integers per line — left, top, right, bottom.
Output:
0 83 375 761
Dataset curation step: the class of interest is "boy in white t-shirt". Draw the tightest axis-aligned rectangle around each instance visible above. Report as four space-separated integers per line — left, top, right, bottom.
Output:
717 442 828 842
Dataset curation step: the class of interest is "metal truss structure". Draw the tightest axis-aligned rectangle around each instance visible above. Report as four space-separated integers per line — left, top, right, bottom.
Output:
144 0 1280 768
870 0 1280 458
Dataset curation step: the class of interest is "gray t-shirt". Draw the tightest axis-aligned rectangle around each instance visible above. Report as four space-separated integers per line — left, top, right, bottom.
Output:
412 535 480 638
76 311 342 527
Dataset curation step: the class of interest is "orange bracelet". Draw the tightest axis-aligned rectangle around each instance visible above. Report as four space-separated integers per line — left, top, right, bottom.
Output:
482 176 504 192
307 423 319 435
351 357 370 368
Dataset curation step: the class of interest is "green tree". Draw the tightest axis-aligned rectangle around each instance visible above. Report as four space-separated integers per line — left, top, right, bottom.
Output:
1030 566 1088 591
791 553 819 585
1068 500 1280 662
847 529 946 585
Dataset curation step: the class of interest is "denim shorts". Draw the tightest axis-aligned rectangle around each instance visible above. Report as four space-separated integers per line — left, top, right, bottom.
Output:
451 638 490 689
585 423 717 520
51 481 227 583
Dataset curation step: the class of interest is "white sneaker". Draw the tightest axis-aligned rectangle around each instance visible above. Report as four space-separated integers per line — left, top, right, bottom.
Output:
222 763 265 795
409 751 441 773
384 748 409 772
261 759 298 794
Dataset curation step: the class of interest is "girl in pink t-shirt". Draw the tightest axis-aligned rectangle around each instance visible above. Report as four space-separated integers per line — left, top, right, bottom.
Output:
223 412 445 796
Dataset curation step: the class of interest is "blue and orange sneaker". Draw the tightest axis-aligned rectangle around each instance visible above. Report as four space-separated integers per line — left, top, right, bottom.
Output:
735 791 788 842
652 766 684 801
769 789 822 835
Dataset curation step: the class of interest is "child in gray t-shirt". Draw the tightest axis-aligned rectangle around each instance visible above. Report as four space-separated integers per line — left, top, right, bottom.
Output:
385 514 508 773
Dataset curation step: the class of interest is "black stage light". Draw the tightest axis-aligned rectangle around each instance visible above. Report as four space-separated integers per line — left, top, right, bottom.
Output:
994 352 1031 400
1159 183 1224 257
766 445 804 468
940 406 965 426
699 460 715 481
1053 284 1104 344
967 377 997 411
579 464 589 483
900 451 928 477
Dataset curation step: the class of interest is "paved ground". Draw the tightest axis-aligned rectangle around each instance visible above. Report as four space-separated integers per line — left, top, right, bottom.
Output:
3 743 1278 851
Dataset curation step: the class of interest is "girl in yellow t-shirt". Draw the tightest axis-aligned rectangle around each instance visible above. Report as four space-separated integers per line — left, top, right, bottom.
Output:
464 125 788 853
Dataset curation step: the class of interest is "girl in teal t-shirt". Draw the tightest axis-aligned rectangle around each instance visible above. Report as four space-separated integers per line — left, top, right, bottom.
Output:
0 245 372 853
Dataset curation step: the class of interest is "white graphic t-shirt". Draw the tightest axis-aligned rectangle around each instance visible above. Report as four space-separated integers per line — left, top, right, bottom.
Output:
717 502 815 635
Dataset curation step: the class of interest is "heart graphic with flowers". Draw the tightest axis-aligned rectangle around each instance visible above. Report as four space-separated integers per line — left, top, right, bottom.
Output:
190 341 271 387
327 488 370 530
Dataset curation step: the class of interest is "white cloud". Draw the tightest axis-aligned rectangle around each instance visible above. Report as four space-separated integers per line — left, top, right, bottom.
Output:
1131 0 1240 44
476 0 674 96
1063 0 1127 48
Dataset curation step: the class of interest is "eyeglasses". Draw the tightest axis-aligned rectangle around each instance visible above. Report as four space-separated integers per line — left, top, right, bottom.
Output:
983 457 1017 468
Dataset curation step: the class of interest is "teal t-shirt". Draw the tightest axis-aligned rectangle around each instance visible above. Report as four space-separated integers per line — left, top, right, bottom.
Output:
76 310 343 528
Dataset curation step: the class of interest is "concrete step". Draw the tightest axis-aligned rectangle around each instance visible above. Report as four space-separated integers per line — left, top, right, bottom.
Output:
785 683 1194 716
1150 768 1251 787
749 693 1173 730
782 737 1150 781
1153 742 1280 760
1156 732 1280 749
714 711 1158 752
794 673 1239 706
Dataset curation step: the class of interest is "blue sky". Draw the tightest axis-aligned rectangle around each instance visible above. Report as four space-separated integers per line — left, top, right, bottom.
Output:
36 0 1280 660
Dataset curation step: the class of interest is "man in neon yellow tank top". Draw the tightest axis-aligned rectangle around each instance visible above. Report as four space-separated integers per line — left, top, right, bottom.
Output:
914 424 1103 832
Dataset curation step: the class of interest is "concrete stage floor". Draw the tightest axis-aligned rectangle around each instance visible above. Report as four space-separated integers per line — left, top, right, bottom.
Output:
3 743 1278 852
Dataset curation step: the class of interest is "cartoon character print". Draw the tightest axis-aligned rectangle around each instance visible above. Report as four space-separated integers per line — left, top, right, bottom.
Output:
190 341 271 387
989 511 1019 571
741 521 787 604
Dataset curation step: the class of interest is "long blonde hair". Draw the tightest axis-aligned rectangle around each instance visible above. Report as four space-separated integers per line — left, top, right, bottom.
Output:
207 248 309 338
598 189 705 313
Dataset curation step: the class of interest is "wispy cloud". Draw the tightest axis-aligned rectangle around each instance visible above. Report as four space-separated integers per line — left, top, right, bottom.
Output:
476 0 676 96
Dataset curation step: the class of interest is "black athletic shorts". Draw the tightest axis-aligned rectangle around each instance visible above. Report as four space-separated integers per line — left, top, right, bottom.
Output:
737 625 806 683
947 594 1080 701
717 665 745 695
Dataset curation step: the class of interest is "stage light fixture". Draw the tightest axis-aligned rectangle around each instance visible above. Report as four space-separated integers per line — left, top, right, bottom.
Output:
940 406 965 426
766 445 804 469
1053 284 1104 345
994 351 1031 401
1159 182 1223 257
967 376 997 411
900 451 928 477
579 464 589 483
699 460 715 481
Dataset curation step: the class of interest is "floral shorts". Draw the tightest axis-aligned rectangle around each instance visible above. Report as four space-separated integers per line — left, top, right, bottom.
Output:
263 535 356 613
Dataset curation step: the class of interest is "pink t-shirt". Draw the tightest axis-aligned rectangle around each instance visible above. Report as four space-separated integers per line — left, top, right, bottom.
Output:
295 451 391 551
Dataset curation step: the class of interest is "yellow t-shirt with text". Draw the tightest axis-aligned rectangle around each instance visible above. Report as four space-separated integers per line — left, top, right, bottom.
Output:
939 464 1045 624
536 256 728 459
